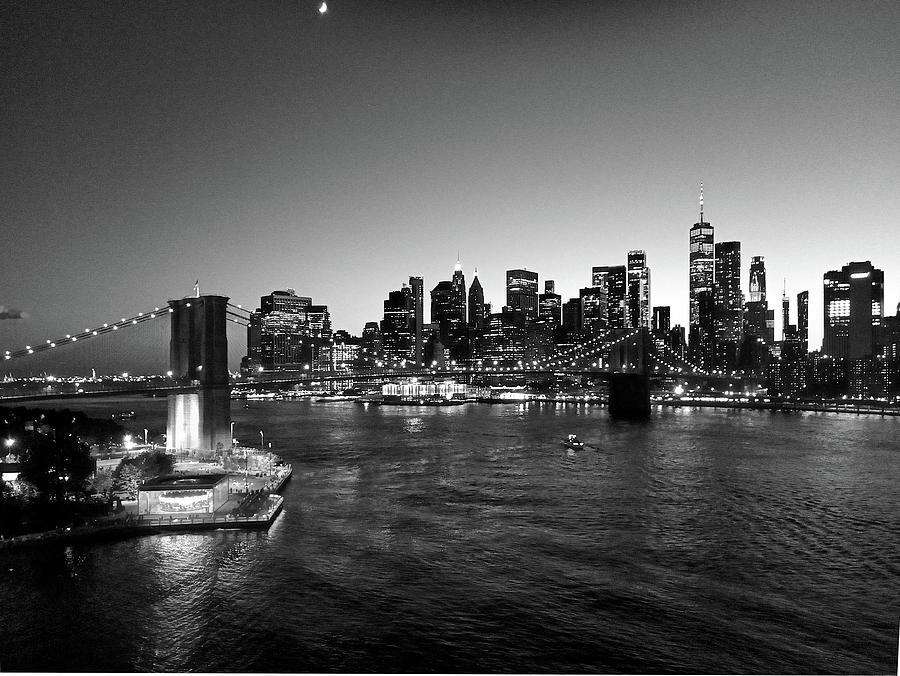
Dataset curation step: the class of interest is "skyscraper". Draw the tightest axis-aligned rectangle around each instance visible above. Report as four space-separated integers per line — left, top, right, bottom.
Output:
797 290 809 354
652 306 671 333
823 261 884 358
714 241 742 368
431 281 457 341
744 255 775 345
506 269 539 320
562 297 582 334
451 259 467 327
381 286 414 363
468 269 486 332
580 286 608 337
749 256 766 303
409 276 424 365
781 282 790 341
689 184 715 329
432 265 469 361
249 289 316 370
626 250 651 328
592 265 626 328
538 287 562 325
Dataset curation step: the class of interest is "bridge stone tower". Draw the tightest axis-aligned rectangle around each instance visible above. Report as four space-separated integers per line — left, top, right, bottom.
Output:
166 295 232 452
607 327 651 419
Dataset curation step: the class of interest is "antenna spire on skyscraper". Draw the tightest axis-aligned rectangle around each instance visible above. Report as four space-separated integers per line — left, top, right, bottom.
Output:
699 182 704 222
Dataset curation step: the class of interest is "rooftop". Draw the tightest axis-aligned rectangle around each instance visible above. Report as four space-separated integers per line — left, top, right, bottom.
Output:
140 473 228 491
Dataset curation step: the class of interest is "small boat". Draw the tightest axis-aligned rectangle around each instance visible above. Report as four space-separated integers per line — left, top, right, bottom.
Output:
112 410 136 420
562 434 585 450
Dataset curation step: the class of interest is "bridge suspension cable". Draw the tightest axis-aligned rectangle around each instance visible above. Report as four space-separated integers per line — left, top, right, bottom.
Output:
537 329 642 370
226 302 251 326
2 305 172 362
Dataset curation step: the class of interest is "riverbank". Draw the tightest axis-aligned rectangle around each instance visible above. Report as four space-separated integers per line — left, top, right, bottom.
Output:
659 397 900 416
0 465 293 552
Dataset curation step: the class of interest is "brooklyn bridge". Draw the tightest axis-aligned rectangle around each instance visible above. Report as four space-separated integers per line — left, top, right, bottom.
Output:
1 294 760 443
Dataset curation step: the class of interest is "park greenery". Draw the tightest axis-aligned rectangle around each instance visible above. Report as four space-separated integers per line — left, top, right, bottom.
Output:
0 406 175 539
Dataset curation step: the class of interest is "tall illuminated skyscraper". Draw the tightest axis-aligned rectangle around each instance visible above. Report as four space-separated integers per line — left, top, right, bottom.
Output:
506 269 539 320
409 276 423 365
689 184 715 329
744 256 775 345
714 241 742 368
580 286 608 336
797 290 809 353
781 282 790 341
538 281 562 324
249 289 323 370
468 268 486 332
451 258 467 325
652 306 671 333
626 250 651 328
823 261 884 358
592 265 626 328
381 286 414 363
749 256 766 303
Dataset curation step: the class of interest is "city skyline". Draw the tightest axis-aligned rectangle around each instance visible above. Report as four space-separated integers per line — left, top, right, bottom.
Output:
3 1 899 361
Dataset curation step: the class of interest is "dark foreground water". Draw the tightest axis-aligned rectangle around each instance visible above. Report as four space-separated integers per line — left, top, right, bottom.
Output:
1 398 898 673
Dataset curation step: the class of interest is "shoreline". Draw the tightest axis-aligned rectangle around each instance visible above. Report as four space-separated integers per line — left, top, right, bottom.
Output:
0 466 292 553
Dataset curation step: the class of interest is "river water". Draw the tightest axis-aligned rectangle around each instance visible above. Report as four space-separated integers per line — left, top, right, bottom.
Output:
1 398 898 673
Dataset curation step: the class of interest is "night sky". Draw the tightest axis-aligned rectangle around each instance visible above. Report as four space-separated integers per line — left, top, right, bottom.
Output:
2 0 899 372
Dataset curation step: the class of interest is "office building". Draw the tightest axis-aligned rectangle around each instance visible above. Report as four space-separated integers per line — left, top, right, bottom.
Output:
538 288 562 325
749 255 766 303
797 290 809 354
823 261 884 359
432 264 470 361
247 289 319 371
381 286 414 364
714 241 742 368
626 250 651 328
781 284 790 341
468 269 486 333
506 269 539 320
409 276 424 365
652 306 671 333
562 297 582 334
689 185 715 329
592 265 626 328
689 289 715 370
744 255 775 345
580 286 608 337
451 259 467 328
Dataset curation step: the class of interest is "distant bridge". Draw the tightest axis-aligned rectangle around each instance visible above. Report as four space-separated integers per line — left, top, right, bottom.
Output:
0 294 760 437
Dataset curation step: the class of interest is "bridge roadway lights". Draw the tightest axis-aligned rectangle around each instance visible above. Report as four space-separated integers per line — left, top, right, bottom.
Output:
608 372 651 420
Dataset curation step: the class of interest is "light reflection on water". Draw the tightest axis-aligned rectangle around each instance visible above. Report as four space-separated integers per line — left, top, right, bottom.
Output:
1 399 898 673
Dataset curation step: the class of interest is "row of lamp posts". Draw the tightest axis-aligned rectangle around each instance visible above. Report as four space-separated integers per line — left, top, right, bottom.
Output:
230 421 266 494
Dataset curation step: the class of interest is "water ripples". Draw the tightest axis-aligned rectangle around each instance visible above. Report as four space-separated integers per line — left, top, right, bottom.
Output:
1 401 898 672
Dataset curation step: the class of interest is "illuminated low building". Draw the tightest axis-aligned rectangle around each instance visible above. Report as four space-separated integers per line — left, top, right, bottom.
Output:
137 474 229 516
382 380 489 400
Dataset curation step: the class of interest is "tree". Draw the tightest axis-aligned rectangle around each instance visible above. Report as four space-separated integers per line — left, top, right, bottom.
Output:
88 469 115 498
118 449 174 479
114 464 143 499
19 431 93 504
113 450 176 499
